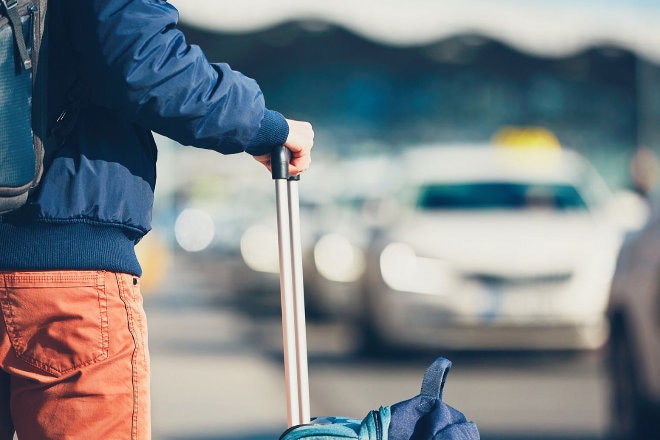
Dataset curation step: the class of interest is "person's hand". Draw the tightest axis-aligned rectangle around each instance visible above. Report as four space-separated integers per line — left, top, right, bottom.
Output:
254 118 314 176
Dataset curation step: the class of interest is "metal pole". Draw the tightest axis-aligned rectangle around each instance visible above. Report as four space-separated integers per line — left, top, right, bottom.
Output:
275 178 300 427
287 178 311 424
271 146 312 426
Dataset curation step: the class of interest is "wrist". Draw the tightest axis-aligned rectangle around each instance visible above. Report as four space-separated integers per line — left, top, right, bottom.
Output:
245 110 289 156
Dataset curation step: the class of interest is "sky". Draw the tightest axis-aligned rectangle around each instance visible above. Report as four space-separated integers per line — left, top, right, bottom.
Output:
169 0 660 62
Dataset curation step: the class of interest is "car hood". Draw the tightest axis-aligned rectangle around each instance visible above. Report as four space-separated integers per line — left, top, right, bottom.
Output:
386 211 621 277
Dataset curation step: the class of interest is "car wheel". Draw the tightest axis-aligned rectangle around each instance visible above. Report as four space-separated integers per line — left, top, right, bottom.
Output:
608 319 660 439
354 282 392 358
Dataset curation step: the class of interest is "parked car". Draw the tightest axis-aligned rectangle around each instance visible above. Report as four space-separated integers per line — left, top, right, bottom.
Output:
302 155 400 319
606 189 660 439
360 144 632 352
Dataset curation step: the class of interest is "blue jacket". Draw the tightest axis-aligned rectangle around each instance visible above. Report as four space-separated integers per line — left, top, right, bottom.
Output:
0 0 289 276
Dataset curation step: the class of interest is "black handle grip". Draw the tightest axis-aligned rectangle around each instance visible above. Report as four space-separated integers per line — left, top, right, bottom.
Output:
271 145 290 180
270 145 301 181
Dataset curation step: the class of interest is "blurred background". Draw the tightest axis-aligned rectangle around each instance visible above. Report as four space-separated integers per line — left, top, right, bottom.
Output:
138 1 660 439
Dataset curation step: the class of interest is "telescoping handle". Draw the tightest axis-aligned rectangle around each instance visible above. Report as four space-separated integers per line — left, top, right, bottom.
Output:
271 145 311 427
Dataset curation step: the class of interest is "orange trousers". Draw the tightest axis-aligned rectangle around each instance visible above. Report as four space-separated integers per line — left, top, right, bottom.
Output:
0 271 150 439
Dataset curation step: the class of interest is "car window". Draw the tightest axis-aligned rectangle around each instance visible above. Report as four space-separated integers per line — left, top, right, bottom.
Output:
416 182 588 211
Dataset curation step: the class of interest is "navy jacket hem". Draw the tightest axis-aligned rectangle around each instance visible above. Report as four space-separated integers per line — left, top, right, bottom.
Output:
0 221 142 276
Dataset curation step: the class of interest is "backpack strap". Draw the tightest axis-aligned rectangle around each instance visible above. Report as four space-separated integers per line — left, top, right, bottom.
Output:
420 357 452 401
1 0 31 70
31 0 48 189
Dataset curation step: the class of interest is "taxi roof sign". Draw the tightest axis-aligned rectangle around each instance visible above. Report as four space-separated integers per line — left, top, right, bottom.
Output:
492 127 561 149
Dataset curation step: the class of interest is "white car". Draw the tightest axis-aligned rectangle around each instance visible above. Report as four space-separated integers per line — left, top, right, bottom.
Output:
361 144 631 351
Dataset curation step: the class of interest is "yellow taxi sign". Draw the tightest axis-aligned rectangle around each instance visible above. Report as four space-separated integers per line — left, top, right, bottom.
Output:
492 126 561 150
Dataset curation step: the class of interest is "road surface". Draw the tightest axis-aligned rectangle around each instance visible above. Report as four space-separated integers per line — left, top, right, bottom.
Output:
146 253 610 440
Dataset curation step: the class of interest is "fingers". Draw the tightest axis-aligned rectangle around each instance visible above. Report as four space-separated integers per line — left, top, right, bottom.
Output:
252 119 314 176
253 153 272 172
284 119 314 176
288 150 312 176
252 150 308 176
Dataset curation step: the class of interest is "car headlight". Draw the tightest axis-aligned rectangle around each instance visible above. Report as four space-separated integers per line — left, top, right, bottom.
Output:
379 242 457 295
313 233 366 283
240 225 279 273
562 251 618 314
174 208 215 252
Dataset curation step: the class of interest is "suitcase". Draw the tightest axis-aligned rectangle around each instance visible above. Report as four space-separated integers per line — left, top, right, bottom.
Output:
270 146 480 439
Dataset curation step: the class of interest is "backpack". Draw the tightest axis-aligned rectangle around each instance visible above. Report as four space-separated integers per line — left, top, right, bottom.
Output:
279 357 480 440
0 0 48 214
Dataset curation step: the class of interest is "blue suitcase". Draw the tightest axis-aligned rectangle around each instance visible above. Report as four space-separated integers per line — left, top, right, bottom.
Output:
271 147 479 439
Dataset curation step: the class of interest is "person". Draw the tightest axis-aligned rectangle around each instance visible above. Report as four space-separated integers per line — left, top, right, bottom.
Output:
629 146 659 198
0 1 314 439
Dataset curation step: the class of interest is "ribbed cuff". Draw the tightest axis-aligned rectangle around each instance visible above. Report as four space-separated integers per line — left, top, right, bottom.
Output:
245 109 289 156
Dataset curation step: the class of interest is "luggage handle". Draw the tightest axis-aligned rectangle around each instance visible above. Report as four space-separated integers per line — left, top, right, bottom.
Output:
271 146 311 427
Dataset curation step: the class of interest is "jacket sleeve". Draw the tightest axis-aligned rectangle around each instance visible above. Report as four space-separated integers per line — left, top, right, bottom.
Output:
62 0 287 155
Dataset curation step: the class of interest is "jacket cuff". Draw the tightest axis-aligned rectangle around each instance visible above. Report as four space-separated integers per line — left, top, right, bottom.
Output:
245 110 289 156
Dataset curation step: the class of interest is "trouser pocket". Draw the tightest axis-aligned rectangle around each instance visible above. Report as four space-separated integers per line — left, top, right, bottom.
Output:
0 271 109 377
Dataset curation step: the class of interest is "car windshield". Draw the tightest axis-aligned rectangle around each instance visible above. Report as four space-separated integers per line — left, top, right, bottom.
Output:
416 182 588 211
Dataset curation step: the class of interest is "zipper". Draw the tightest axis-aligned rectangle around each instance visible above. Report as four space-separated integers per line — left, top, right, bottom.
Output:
278 417 365 439
371 410 383 440
278 424 298 440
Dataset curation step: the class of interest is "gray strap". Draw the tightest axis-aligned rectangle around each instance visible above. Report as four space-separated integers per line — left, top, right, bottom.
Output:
420 357 452 400
1 0 32 70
